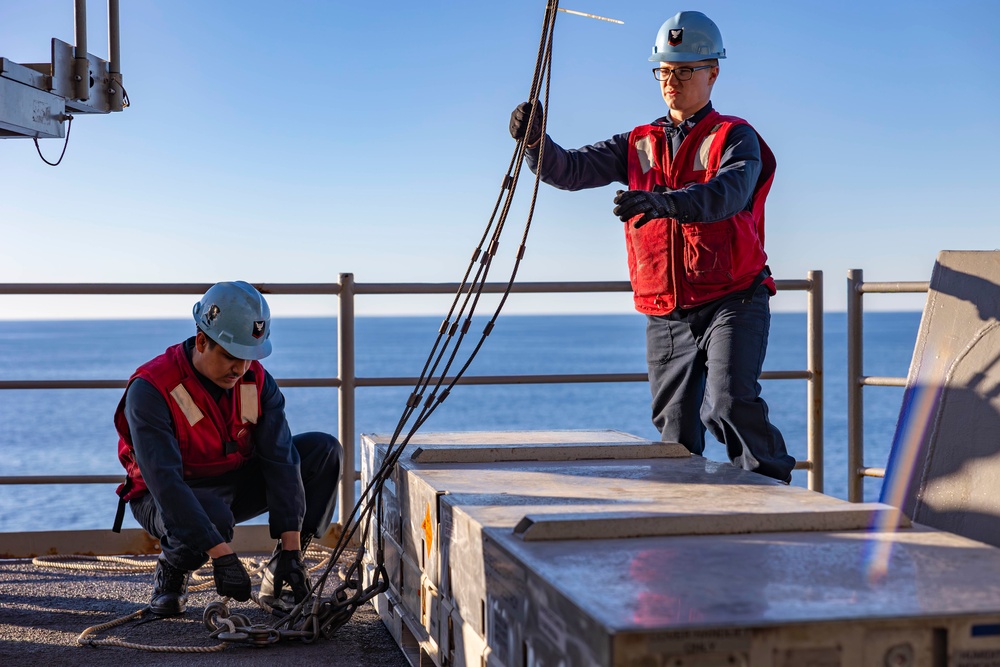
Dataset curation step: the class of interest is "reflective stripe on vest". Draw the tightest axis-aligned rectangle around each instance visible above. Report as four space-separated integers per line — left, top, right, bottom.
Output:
240 383 259 424
692 124 723 172
169 384 205 426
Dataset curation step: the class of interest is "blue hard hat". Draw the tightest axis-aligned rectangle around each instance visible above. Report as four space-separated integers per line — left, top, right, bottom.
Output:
192 281 272 360
649 11 726 63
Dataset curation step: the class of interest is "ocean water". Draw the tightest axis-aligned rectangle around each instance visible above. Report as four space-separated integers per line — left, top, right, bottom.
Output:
0 312 920 533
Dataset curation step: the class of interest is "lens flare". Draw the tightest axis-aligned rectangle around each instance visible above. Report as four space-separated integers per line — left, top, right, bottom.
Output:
865 354 948 583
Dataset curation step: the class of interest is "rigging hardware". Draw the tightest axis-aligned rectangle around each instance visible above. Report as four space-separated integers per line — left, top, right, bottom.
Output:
278 0 563 642
1 0 126 166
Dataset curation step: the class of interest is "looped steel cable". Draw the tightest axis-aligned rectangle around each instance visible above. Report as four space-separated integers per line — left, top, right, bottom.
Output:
273 0 565 642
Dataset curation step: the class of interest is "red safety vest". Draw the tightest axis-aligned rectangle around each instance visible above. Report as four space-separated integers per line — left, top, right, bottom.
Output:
114 343 265 502
624 110 776 315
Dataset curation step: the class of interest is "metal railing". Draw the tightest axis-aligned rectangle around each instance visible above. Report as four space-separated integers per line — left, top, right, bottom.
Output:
846 269 929 502
0 271 825 524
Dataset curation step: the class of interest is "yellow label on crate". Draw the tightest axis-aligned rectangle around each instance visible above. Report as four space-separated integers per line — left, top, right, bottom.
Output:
422 503 434 559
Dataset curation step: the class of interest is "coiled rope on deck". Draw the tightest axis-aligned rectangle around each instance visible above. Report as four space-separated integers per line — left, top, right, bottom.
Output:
34 552 267 593
32 554 158 573
77 607 229 653
42 546 334 652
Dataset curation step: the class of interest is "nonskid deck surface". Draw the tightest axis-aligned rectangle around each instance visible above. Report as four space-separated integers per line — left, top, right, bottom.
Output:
0 549 408 667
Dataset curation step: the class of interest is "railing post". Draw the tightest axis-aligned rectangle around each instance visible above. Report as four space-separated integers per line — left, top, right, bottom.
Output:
806 270 824 493
338 273 356 523
847 269 864 502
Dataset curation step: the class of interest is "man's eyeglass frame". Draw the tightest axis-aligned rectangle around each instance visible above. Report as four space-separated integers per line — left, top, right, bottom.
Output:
652 65 715 82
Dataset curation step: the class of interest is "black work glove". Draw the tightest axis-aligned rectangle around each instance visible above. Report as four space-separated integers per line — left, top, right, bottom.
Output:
267 549 311 604
613 189 678 228
212 553 251 601
509 100 544 145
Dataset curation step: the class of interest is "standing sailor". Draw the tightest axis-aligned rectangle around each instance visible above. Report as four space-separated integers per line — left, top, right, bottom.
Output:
509 11 795 482
113 281 343 615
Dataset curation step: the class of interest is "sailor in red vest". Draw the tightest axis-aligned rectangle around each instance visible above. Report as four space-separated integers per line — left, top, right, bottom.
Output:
509 11 795 482
114 281 342 616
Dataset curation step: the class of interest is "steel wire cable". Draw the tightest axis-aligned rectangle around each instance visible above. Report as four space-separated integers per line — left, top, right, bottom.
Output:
339 0 558 571
318 0 558 579
274 0 563 640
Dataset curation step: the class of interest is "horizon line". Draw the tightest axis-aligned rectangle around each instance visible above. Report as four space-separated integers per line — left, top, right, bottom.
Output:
0 309 924 323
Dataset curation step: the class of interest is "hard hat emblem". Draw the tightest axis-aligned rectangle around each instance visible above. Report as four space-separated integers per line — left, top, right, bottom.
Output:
252 320 266 339
205 305 221 325
668 28 683 46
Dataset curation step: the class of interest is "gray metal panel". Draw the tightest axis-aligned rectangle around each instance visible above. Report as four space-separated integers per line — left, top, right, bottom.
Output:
396 455 830 510
0 57 49 88
0 75 65 139
512 503 908 541
391 451 855 605
50 38 117 113
421 454 864 613
364 430 1000 666
475 507 1000 632
883 250 1000 548
362 429 692 587
365 428 656 449
410 441 689 464
446 499 1000 665
365 431 871 628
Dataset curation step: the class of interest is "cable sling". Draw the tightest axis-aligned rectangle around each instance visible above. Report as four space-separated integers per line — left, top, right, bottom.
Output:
277 0 563 642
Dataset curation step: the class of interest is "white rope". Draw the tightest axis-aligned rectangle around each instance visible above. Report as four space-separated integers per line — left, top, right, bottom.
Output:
39 545 335 653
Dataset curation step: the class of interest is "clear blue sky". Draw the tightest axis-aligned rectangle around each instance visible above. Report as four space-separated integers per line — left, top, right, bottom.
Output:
2 0 998 319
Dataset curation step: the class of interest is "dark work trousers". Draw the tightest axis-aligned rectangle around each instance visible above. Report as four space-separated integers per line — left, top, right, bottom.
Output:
645 287 795 482
131 431 342 571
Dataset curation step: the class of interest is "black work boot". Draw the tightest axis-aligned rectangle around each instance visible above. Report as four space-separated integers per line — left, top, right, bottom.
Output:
149 556 190 616
259 541 291 615
259 537 312 616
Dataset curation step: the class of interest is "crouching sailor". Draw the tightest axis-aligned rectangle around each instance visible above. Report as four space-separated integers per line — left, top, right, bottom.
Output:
112 281 343 616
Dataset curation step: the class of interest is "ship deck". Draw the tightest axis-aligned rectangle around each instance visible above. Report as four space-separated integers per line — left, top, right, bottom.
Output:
0 548 408 666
